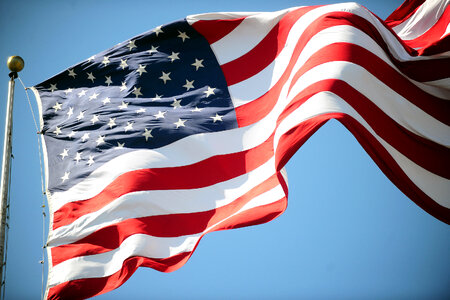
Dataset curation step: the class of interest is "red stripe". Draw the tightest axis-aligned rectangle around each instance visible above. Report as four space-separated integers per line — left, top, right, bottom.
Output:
385 0 426 27
223 10 448 93
335 114 450 225
272 86 450 221
275 115 333 170
52 133 275 229
47 198 287 300
51 173 281 265
235 40 449 129
419 35 450 56
273 113 450 225
288 43 450 124
402 6 450 52
191 17 245 44
276 113 450 224
221 6 317 86
234 12 449 125
47 253 192 300
279 78 450 178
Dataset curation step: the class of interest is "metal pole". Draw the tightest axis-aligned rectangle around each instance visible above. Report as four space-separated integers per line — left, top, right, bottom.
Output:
0 56 24 294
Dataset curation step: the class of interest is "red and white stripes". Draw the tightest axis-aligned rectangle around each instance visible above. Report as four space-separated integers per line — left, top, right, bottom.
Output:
386 0 449 53
45 1 449 298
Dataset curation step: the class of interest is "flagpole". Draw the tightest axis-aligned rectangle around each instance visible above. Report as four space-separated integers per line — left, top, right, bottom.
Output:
0 56 24 293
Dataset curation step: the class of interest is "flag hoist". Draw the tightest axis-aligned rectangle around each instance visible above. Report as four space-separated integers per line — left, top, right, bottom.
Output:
0 56 24 294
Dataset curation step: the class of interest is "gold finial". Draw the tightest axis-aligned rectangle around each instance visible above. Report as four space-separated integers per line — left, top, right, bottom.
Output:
7 56 25 73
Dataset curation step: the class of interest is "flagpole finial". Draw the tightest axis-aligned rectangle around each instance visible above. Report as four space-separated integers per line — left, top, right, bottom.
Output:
7 56 24 78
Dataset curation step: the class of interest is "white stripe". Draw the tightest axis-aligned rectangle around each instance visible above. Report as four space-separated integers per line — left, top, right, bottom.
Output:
392 0 449 41
49 233 201 287
49 157 278 246
210 8 292 65
228 22 447 107
286 61 450 147
213 1 439 83
274 91 450 208
48 184 286 286
208 3 395 66
186 11 260 24
442 22 450 38
228 24 402 106
422 78 450 94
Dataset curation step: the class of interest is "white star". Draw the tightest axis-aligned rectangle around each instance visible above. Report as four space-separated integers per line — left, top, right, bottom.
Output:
107 118 116 128
76 111 85 120
52 102 62 112
105 76 113 86
87 55 95 62
136 64 147 76
204 86 216 97
171 98 182 109
87 72 96 82
68 69 77 78
168 52 180 62
120 59 128 70
211 113 224 122
183 79 195 91
81 133 90 142
53 126 62 136
152 25 163 36
88 92 99 101
59 149 69 160
49 84 58 92
132 86 143 98
74 152 82 163
118 101 129 110
67 107 74 118
142 128 153 141
127 40 137 51
153 94 163 101
148 45 159 55
61 172 70 182
136 108 146 114
102 97 111 105
102 56 110 66
124 122 134 132
120 81 127 91
68 131 76 138
115 142 125 149
192 59 204 71
178 31 190 42
90 114 100 124
191 106 203 112
174 119 186 129
64 88 73 94
154 111 166 119
87 155 95 166
77 90 87 97
96 135 106 146
159 72 171 84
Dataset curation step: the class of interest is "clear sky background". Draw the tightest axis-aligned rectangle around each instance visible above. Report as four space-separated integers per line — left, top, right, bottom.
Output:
0 0 449 299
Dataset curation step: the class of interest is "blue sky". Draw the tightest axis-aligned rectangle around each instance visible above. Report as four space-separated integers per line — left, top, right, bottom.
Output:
0 0 449 299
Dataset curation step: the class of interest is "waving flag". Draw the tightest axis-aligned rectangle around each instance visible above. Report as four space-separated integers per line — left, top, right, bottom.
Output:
32 0 449 298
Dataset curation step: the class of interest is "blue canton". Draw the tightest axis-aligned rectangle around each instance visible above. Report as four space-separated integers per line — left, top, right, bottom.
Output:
34 20 237 192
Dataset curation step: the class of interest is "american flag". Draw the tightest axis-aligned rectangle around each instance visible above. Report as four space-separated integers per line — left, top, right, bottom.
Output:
32 1 449 299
